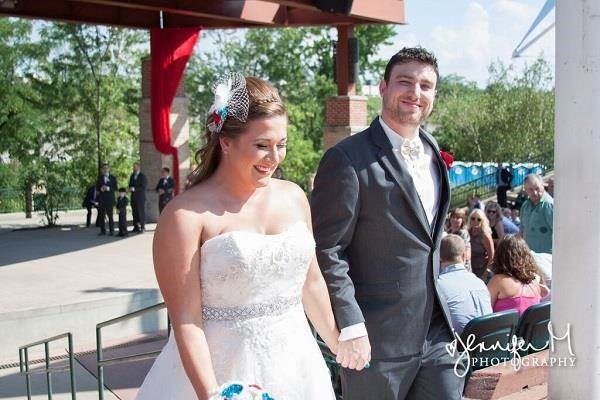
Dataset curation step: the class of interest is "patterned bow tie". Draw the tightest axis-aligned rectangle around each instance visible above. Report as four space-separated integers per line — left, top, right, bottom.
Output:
400 138 423 161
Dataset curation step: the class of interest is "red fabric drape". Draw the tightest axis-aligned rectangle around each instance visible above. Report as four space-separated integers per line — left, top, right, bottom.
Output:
150 27 201 195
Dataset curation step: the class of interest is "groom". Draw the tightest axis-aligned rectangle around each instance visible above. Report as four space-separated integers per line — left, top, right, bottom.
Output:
311 47 465 399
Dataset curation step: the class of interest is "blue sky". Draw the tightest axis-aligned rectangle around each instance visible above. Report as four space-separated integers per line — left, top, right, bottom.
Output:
382 0 555 85
198 0 554 87
189 1 555 88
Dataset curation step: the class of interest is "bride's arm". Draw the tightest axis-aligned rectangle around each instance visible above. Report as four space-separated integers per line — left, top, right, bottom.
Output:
153 201 219 400
294 186 340 353
303 254 341 354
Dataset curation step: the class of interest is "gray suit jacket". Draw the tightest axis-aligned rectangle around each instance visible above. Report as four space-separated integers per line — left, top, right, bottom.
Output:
311 118 453 359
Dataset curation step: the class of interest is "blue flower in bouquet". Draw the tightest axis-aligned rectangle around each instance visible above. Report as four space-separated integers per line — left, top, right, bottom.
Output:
213 382 275 400
221 383 244 398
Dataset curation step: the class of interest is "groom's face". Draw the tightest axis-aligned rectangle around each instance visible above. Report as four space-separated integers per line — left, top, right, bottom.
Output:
379 61 437 127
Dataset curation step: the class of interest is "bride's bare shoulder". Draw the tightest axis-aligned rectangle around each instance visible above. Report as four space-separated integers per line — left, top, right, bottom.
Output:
270 179 306 202
156 183 215 232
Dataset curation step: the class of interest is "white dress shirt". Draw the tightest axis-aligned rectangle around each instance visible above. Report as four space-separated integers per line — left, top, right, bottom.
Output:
339 116 441 342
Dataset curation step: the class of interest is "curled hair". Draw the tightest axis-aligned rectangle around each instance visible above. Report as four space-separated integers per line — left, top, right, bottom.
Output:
186 76 287 189
384 46 439 83
491 236 539 284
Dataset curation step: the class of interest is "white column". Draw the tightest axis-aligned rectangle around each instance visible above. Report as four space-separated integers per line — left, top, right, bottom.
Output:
550 1 600 398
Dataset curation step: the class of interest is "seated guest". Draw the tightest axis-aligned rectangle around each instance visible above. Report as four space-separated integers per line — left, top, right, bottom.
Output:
445 208 471 270
485 200 519 246
531 251 552 301
510 208 521 227
438 234 493 335
488 236 550 316
468 208 495 281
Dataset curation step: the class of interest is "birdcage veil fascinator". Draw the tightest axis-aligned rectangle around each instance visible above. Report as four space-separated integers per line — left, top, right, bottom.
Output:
206 72 249 134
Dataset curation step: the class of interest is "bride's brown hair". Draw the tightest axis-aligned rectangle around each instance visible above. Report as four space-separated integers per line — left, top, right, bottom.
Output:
186 77 286 189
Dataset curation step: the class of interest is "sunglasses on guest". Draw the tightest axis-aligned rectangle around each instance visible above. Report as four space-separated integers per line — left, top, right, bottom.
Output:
470 217 482 221
486 209 497 214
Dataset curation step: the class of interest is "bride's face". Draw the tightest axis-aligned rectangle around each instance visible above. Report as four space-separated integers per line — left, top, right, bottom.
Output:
220 115 288 187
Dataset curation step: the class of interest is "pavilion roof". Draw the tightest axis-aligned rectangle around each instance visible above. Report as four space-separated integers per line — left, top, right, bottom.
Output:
0 0 405 29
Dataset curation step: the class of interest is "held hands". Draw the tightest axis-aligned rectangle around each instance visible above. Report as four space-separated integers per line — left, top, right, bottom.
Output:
336 335 371 371
158 188 165 195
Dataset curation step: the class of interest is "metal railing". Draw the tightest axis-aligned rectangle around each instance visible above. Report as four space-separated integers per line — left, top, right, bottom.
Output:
19 332 77 400
96 302 169 400
0 188 82 214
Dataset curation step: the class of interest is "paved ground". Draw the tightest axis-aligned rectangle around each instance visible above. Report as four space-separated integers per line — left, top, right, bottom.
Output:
0 209 158 315
0 210 163 398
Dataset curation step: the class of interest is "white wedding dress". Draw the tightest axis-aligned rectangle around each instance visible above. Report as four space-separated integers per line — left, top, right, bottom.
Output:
136 221 335 400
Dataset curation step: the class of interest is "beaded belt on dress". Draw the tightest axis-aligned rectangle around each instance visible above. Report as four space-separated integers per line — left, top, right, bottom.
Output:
202 296 301 321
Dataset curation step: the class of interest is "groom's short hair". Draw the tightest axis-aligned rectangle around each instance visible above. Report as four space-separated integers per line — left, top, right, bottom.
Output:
384 46 439 84
440 234 465 264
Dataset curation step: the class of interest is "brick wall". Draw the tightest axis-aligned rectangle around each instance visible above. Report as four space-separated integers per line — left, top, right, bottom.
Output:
325 96 368 126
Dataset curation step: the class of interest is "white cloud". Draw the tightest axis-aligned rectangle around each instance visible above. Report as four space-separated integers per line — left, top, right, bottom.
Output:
429 2 491 81
492 0 537 23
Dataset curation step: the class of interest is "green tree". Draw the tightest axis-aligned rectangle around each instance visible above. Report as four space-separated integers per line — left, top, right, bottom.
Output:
185 26 396 191
0 20 146 223
431 59 554 164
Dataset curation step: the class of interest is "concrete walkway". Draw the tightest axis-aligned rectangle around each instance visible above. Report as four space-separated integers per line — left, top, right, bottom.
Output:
0 209 163 363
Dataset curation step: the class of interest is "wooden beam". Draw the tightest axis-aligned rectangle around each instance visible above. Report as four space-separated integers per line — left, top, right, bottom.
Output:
69 0 282 25
350 0 405 24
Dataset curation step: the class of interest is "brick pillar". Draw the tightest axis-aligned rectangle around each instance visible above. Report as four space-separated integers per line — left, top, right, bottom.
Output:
139 57 190 223
322 95 369 151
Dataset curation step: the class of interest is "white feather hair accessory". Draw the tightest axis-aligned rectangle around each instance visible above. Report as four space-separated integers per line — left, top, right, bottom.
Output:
207 72 249 134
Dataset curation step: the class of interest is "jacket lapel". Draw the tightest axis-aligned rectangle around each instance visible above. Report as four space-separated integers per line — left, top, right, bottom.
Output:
370 119 432 240
419 130 451 242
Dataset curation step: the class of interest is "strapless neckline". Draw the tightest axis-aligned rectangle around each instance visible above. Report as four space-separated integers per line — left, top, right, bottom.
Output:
200 220 308 250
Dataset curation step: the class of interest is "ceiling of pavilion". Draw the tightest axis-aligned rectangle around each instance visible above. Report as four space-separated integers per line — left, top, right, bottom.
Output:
0 0 405 29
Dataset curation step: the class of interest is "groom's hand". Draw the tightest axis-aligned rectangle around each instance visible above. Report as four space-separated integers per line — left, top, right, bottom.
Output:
337 335 371 371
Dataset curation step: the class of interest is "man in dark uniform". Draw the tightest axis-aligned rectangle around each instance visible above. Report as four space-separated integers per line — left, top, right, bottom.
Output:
496 162 514 208
96 163 117 235
82 184 100 227
128 162 148 233
155 167 175 214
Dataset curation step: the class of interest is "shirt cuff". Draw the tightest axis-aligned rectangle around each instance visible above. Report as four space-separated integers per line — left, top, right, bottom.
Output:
339 323 368 341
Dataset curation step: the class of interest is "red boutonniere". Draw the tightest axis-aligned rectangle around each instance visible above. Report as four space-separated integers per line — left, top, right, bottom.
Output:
440 150 454 169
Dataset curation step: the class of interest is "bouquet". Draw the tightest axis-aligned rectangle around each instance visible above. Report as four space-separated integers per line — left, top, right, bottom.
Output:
209 382 275 400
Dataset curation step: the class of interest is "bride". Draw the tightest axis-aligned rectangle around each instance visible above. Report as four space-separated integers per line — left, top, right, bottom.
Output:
135 74 339 399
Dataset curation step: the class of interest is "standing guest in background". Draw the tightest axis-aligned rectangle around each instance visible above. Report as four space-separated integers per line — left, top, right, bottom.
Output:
485 201 519 247
438 234 492 335
545 177 554 197
520 174 553 253
496 163 513 208
445 208 471 269
467 194 484 213
82 184 100 228
155 167 175 214
116 188 129 237
468 208 495 282
487 236 549 316
96 163 117 236
128 162 148 233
